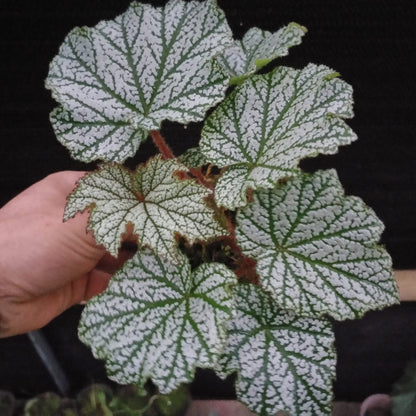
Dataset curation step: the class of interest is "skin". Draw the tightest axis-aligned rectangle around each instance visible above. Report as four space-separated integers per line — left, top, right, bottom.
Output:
0 171 414 339
396 270 416 301
0 171 128 338
0 173 414 416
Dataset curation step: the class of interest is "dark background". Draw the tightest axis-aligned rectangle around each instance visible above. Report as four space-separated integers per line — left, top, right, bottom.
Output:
0 0 415 402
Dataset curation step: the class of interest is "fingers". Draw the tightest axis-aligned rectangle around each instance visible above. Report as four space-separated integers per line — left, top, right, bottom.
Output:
56 268 111 308
96 245 137 275
0 289 77 338
396 270 416 301
0 171 86 220
82 269 112 301
0 269 112 338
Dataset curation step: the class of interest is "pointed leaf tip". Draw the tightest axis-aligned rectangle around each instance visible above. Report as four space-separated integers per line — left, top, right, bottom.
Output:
218 22 307 79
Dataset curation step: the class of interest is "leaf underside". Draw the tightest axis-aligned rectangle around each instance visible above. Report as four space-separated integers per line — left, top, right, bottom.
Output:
79 250 236 393
218 284 336 416
64 156 225 260
200 63 357 209
46 0 233 162
236 169 398 320
217 22 307 82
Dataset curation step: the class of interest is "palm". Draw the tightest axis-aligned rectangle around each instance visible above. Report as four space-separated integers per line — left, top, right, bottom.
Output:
0 172 110 336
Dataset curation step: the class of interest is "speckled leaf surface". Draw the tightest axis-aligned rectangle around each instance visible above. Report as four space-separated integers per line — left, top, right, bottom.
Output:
200 64 357 209
49 106 148 163
79 251 236 393
236 170 398 320
217 23 306 82
64 156 225 260
218 284 335 416
46 0 232 162
178 147 208 169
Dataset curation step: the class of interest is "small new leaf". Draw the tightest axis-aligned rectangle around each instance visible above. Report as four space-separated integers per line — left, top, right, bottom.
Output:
217 22 307 83
236 170 399 320
200 63 357 209
64 156 225 260
218 284 335 416
46 0 232 162
79 251 236 393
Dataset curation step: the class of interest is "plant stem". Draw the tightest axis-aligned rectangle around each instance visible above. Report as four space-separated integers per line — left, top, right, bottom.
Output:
151 130 254 280
150 130 214 190
221 214 259 284
150 130 175 159
135 191 145 202
189 167 214 190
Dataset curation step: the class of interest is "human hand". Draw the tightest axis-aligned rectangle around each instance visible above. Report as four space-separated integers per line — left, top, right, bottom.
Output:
0 171 124 338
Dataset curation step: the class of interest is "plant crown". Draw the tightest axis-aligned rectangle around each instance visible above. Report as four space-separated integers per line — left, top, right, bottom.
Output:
46 1 399 415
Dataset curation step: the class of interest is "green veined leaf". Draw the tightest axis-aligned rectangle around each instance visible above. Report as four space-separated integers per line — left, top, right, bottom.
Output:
217 22 307 84
217 284 335 416
236 169 399 320
200 63 357 209
64 156 226 261
79 250 237 393
46 0 233 162
49 106 148 163
178 147 208 169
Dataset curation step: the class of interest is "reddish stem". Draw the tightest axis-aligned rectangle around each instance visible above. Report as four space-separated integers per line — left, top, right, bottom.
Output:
221 214 259 284
247 188 254 203
189 167 214 190
150 130 213 190
149 132 255 281
150 130 175 160
135 191 145 202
